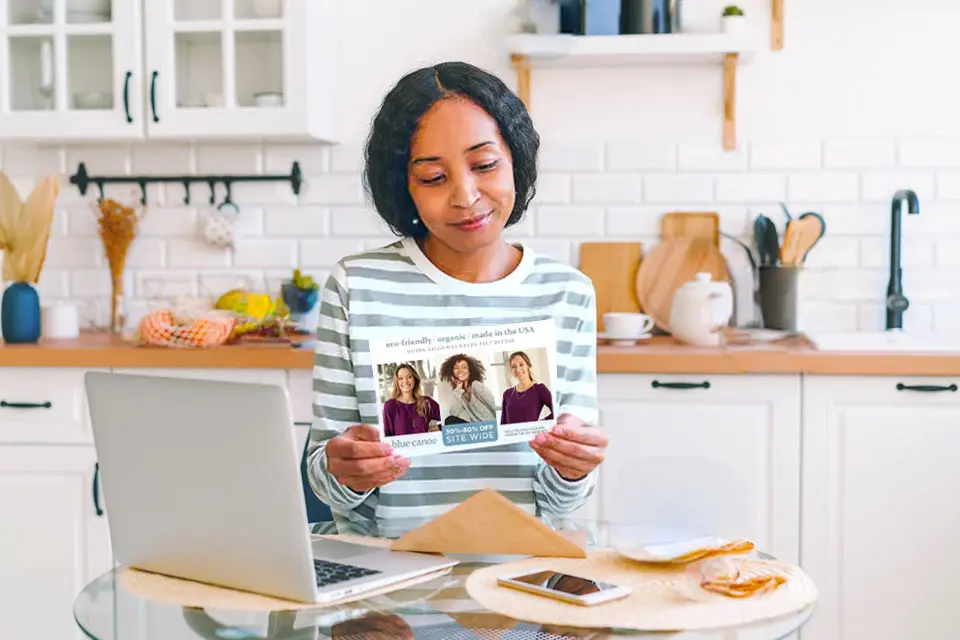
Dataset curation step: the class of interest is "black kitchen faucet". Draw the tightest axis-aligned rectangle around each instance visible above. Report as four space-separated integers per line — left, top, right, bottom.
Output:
886 189 920 330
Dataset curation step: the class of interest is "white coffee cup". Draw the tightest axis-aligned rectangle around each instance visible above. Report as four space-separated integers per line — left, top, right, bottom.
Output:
604 312 654 337
42 301 81 339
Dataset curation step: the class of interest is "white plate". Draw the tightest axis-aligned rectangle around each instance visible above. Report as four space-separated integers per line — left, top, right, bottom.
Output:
615 536 754 564
599 332 652 346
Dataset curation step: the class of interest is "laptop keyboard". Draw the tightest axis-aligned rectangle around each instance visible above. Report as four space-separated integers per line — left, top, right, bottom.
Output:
313 559 382 587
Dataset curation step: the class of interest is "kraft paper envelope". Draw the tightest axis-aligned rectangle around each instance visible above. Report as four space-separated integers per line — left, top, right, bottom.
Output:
390 488 588 558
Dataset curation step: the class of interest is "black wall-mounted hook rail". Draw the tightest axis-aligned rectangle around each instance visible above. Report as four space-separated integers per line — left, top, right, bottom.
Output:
68 161 303 206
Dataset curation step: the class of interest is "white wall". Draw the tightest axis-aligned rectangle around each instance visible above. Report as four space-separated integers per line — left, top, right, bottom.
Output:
1 0 959 334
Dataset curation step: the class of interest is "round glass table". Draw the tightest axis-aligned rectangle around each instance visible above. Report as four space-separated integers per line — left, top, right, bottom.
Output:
74 517 815 640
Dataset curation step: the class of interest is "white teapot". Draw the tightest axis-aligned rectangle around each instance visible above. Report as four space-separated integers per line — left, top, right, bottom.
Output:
668 272 734 347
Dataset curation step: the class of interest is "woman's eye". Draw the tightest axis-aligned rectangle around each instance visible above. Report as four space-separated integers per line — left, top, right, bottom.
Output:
418 174 444 185
475 160 499 171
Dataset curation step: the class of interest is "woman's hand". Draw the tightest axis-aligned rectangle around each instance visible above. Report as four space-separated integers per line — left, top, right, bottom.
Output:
325 424 410 493
530 413 608 481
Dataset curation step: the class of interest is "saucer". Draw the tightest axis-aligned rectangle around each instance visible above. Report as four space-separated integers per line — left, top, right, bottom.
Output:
599 332 652 346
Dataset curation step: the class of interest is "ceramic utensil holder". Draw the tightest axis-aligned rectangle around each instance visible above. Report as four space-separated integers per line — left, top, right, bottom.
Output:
758 266 800 331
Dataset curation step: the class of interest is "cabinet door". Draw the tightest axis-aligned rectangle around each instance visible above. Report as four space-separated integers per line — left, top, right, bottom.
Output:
0 446 112 640
0 0 143 140
596 373 802 563
801 375 960 640
143 0 317 140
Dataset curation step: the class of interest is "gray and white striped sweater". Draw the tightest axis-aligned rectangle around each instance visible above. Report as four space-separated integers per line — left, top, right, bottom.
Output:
305 237 599 528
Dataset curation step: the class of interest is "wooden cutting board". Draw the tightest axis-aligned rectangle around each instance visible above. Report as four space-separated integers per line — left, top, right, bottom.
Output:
661 211 720 247
635 236 731 332
578 242 643 332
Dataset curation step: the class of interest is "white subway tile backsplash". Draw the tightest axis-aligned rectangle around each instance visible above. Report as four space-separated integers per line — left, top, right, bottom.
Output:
539 142 604 172
677 145 747 171
4 137 959 335
899 138 960 168
533 173 572 204
265 206 329 236
298 174 365 205
860 170 935 202
605 142 676 171
233 239 298 269
823 138 895 168
166 239 232 268
788 172 860 202
534 206 604 236
642 174 713 203
749 142 822 170
572 174 642 204
715 173 786 202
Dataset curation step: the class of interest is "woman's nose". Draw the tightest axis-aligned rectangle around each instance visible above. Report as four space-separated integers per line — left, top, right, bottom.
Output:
449 173 480 208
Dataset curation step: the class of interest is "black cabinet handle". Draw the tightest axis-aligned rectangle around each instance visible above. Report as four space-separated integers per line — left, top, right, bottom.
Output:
122 70 132 123
651 381 711 390
896 383 958 392
93 463 104 516
0 400 51 409
149 70 159 122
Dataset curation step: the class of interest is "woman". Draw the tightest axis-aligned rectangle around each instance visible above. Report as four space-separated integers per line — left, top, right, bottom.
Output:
500 351 554 425
382 364 441 437
305 61 608 525
439 353 497 425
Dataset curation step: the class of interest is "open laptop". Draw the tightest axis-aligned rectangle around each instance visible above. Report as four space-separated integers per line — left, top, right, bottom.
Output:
84 371 458 604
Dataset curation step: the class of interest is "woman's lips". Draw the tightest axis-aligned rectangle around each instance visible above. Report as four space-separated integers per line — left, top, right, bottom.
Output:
452 211 493 231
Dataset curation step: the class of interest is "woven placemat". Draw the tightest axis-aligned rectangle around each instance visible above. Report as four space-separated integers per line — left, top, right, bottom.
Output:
119 534 449 612
465 549 818 632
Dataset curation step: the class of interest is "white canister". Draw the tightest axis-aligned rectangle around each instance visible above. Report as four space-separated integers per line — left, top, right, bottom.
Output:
42 301 81 339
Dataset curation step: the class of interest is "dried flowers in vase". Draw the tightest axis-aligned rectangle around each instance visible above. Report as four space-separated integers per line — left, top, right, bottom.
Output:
0 172 59 343
95 198 144 333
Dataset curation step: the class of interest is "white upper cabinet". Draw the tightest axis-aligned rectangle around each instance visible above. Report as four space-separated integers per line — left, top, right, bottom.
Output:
0 0 336 142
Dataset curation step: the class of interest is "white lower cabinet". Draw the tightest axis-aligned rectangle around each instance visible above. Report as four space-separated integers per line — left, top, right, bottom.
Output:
0 445 111 640
8 365 960 639
596 373 802 564
800 374 960 640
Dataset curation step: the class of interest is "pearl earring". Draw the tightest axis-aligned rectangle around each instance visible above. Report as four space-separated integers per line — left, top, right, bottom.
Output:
412 217 419 225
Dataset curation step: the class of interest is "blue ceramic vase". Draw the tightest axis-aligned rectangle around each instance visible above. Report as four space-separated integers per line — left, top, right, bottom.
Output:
2 282 42 344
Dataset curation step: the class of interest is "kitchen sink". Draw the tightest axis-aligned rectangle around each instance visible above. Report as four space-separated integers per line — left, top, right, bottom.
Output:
806 331 960 353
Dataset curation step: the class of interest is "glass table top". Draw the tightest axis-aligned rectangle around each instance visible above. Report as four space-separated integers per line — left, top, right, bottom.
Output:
74 517 816 640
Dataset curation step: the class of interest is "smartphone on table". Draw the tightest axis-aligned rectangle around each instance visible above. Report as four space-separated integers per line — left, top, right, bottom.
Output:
497 568 632 606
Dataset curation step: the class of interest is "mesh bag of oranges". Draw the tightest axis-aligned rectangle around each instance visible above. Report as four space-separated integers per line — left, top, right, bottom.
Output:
137 307 237 349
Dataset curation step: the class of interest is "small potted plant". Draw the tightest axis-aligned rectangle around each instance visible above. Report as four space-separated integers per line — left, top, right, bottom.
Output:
721 4 746 34
280 269 320 332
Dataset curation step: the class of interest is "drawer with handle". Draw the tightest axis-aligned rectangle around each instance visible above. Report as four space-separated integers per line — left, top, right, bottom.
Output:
0 368 108 444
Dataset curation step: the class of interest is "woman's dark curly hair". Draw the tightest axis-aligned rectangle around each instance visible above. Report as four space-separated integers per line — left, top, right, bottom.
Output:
362 60 540 239
438 353 487 388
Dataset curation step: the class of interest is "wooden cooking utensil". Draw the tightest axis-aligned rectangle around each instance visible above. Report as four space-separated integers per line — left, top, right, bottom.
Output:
635 236 731 332
779 214 825 266
577 242 643 332
661 211 720 247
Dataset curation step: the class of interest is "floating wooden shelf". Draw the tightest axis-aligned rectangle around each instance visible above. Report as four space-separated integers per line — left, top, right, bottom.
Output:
772 0 784 49
506 33 759 151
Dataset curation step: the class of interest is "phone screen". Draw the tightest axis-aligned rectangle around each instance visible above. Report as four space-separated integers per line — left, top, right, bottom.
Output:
507 570 620 596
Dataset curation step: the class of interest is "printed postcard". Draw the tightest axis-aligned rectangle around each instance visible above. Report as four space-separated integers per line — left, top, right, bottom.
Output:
369 319 558 456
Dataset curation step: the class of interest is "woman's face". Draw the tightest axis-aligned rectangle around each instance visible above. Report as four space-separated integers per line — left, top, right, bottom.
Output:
396 368 416 394
510 356 530 383
453 359 470 382
407 96 516 255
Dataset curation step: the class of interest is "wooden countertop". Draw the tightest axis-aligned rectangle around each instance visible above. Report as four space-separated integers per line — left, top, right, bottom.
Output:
1 332 959 376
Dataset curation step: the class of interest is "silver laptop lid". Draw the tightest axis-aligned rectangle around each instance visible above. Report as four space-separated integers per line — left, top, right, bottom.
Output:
84 371 319 602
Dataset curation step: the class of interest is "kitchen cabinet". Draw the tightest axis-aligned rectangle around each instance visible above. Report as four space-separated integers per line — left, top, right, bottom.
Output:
800 374 960 640
595 372 802 564
0 0 336 142
0 365 306 640
0 445 111 640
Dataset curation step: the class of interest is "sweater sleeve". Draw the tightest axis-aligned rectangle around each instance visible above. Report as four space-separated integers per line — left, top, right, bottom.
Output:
382 400 396 437
306 262 374 512
470 380 498 419
538 382 555 420
533 281 600 516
